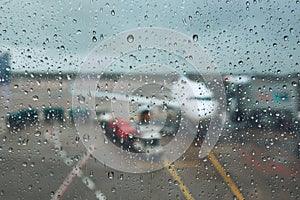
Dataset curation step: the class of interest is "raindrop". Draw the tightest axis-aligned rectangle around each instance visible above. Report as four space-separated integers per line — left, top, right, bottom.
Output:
138 44 142 51
32 95 39 101
119 174 124 180
127 34 134 43
92 36 97 42
22 138 29 145
75 136 80 143
89 170 94 177
83 134 89 142
108 171 114 179
100 34 104 40
77 95 85 104
283 35 289 41
174 180 179 186
8 147 13 153
104 137 109 144
111 10 115 16
111 187 116 193
192 34 198 42
72 19 77 23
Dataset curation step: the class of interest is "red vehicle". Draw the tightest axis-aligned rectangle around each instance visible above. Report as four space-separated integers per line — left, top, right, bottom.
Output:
99 113 162 153
105 118 139 149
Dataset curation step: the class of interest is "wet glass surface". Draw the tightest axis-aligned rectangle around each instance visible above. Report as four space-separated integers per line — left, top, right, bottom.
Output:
0 1 299 199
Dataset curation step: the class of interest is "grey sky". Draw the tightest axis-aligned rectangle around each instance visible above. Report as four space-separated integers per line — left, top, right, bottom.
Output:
0 0 299 74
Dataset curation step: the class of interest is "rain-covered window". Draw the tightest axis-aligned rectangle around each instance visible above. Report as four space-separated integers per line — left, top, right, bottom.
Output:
0 1 299 199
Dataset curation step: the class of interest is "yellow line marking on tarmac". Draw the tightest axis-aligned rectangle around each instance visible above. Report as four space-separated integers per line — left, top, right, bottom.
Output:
208 153 245 200
166 163 195 200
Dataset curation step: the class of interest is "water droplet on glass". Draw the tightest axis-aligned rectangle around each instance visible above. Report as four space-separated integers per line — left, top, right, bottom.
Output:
192 34 198 42
174 180 179 186
92 36 97 42
111 10 115 16
32 95 39 101
104 137 109 144
77 95 85 104
22 138 29 145
108 171 114 179
111 187 116 193
8 147 13 153
127 34 134 43
100 34 104 40
89 170 94 177
83 134 90 142
75 136 80 143
119 174 124 180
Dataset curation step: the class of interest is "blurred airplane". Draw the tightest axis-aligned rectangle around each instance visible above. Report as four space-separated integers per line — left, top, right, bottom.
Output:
72 75 217 124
